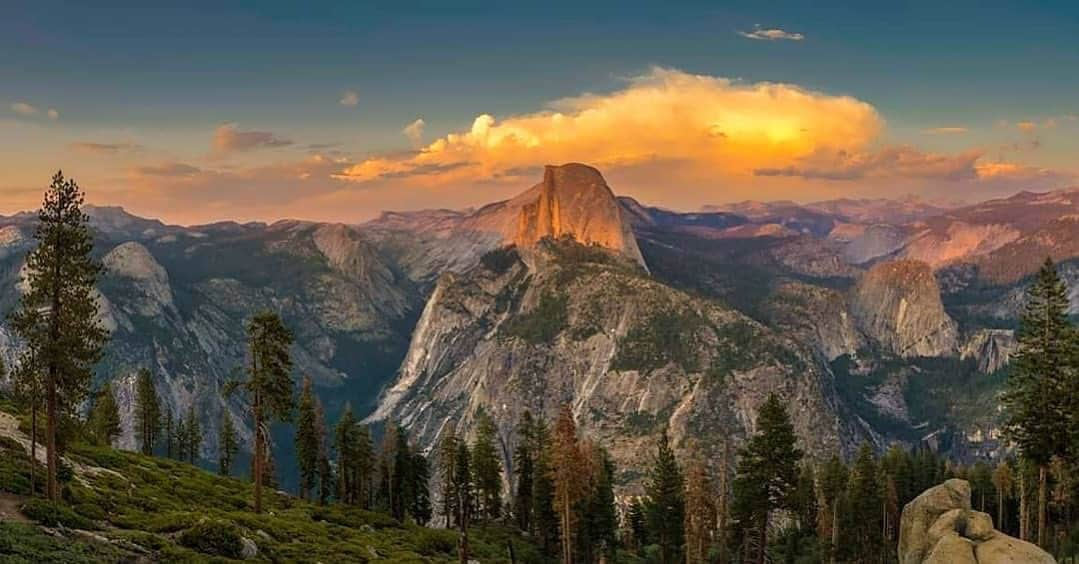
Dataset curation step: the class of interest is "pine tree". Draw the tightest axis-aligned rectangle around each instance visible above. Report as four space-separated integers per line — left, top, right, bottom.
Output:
334 406 357 503
577 443 617 563
438 425 461 527
684 458 717 564
817 455 848 564
531 418 559 556
732 393 803 564
88 382 121 446
1003 257 1077 547
550 405 587 564
9 171 108 501
134 369 161 456
175 415 188 461
646 430 685 564
184 403 201 464
992 462 1015 535
512 411 536 533
295 375 319 501
390 425 414 521
164 409 176 459
411 452 433 525
471 410 503 521
353 423 374 508
219 411 239 476
226 311 295 513
9 350 41 495
454 438 474 563
313 397 331 505
627 499 648 554
793 462 818 532
842 444 882 561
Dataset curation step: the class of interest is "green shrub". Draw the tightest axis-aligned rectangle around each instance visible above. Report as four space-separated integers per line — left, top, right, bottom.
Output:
21 499 98 530
612 308 705 372
178 519 244 559
504 291 568 344
413 527 457 555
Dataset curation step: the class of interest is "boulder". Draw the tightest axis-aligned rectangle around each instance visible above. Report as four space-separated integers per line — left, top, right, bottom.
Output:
898 479 1056 564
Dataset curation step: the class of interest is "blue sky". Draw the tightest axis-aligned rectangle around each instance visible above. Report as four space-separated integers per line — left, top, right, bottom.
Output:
1 1 1077 222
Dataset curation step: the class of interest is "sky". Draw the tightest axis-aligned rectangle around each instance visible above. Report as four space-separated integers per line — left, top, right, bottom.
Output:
1 0 1078 224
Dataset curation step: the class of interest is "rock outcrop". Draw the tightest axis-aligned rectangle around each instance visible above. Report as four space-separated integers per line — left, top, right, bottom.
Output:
513 163 645 269
369 238 864 490
852 260 958 357
898 479 1055 564
960 329 1016 374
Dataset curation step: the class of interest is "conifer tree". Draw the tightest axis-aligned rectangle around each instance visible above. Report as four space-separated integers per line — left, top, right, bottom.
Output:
219 411 239 476
578 443 617 563
1003 257 1077 547
471 410 503 521
732 393 802 564
992 462 1014 534
353 423 374 508
295 375 319 500
454 438 474 563
684 458 717 564
88 382 121 446
793 462 819 532
10 351 41 495
550 405 587 564
176 415 188 461
184 403 201 464
164 409 176 459
842 444 882 561
627 499 648 554
226 311 295 513
530 418 559 556
512 411 536 533
10 171 107 500
134 368 161 455
817 455 848 564
334 406 357 503
438 425 462 527
646 429 685 564
410 452 433 525
313 397 331 505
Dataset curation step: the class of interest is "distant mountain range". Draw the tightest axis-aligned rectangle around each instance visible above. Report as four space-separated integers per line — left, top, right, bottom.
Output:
1 162 1077 489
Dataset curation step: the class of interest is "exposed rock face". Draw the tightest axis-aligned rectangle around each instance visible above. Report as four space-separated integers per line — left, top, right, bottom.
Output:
369 239 865 490
762 281 863 361
852 260 958 358
103 242 174 317
514 163 645 268
898 479 1054 564
960 330 1016 374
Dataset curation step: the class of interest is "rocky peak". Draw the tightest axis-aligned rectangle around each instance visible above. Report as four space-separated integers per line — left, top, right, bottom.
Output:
852 259 958 358
513 163 646 269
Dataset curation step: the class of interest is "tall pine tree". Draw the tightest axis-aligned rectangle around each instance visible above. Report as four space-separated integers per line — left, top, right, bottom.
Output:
226 311 295 513
10 171 108 501
645 430 685 564
1002 257 1077 547
88 382 121 446
550 405 587 564
219 410 238 476
471 410 503 521
295 375 319 500
732 393 803 564
684 458 717 564
134 369 161 455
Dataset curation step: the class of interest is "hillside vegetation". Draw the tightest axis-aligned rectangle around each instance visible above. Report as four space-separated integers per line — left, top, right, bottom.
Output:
0 401 540 563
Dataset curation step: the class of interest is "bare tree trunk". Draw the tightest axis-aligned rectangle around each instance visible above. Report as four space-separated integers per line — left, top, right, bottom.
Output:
831 500 839 564
46 373 58 501
1037 465 1048 548
29 399 37 496
997 488 1004 534
1020 477 1029 541
254 390 264 514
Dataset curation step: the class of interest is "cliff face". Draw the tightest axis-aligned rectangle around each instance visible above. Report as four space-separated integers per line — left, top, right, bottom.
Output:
514 163 646 268
369 239 866 489
852 260 958 358
959 329 1016 374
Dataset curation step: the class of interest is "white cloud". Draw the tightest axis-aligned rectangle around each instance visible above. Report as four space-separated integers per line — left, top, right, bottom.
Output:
402 118 425 147
738 26 805 41
47 108 59 120
212 123 293 153
339 90 360 107
10 102 38 116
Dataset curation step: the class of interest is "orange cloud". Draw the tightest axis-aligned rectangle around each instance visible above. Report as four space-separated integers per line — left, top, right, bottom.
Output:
922 127 967 134
755 146 984 181
212 123 293 154
335 67 882 185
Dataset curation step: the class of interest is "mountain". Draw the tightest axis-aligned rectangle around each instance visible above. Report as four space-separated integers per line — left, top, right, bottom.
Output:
2 163 1079 487
368 165 868 489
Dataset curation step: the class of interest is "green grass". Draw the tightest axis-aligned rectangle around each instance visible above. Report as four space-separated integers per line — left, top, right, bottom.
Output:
0 405 547 563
